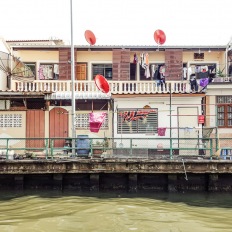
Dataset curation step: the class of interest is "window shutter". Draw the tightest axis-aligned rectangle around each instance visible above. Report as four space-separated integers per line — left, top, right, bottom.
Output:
59 48 72 80
165 49 183 80
112 49 130 81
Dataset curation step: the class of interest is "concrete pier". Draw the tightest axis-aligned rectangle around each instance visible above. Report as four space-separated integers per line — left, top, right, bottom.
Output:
0 159 232 192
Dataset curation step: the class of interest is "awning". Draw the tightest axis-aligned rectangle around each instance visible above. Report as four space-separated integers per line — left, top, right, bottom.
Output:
44 91 111 100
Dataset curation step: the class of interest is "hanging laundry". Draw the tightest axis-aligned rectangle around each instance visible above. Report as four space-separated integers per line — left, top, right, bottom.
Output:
53 64 59 79
159 65 165 76
38 66 45 80
145 65 150 78
145 53 149 65
133 53 138 64
89 112 106 133
183 67 188 80
157 127 166 136
140 53 147 69
200 78 209 87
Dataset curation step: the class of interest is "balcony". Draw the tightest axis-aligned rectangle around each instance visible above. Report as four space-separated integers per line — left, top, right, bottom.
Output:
11 80 193 94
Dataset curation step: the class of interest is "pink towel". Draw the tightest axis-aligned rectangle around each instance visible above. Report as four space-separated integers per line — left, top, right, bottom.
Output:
158 127 166 136
89 112 106 133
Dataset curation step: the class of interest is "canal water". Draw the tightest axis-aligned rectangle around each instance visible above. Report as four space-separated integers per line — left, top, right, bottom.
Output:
0 191 231 232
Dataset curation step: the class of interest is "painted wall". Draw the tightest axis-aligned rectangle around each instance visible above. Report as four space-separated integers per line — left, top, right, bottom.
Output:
0 111 26 152
13 49 227 82
206 85 232 140
113 96 203 148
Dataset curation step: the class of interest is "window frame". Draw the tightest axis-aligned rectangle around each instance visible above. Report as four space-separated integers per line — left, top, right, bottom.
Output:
39 63 59 80
24 62 36 77
92 63 112 80
216 96 232 128
75 112 109 130
117 108 158 134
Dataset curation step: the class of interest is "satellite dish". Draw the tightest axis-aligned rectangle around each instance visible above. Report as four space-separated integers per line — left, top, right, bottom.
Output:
154 29 166 45
94 74 110 93
84 30 96 45
0 51 35 88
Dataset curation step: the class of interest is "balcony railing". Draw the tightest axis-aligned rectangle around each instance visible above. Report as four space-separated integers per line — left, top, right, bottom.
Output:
11 80 193 94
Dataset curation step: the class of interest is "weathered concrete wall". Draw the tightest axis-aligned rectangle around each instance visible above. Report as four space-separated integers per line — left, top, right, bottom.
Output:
0 159 232 174
0 160 232 192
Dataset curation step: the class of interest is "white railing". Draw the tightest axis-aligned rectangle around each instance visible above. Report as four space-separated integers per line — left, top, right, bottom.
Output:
11 80 192 94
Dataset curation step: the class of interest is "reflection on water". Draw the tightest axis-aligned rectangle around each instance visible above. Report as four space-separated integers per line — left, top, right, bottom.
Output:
0 191 231 232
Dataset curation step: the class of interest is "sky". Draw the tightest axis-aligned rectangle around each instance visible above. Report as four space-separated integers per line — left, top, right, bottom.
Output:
0 0 231 46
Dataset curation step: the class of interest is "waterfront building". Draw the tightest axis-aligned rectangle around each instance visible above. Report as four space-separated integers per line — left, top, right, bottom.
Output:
0 38 231 158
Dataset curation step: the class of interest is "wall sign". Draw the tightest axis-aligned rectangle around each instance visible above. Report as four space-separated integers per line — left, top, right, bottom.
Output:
198 115 205 124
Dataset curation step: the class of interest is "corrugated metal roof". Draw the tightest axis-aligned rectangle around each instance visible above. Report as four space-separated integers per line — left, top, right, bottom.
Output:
45 91 111 100
11 44 227 52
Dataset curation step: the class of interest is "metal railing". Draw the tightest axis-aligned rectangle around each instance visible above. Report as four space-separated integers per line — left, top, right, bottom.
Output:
0 137 231 161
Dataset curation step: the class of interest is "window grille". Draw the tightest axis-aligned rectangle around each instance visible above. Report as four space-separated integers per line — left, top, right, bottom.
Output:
75 113 108 129
117 108 158 134
0 114 22 127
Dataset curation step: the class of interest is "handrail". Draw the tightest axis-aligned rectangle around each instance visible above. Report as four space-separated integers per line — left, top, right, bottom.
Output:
0 137 227 160
11 80 192 94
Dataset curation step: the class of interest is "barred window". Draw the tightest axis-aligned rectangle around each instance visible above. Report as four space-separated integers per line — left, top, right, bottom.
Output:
75 113 108 129
92 64 112 80
0 114 22 127
117 108 158 134
216 96 232 127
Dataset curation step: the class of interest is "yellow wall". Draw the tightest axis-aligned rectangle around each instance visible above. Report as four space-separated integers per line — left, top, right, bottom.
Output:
14 49 227 79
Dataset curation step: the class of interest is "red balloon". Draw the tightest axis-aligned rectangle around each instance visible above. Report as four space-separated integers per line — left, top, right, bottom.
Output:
84 30 96 45
94 75 110 94
154 29 166 45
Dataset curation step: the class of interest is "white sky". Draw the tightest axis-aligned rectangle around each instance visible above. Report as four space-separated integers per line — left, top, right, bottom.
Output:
1 0 231 46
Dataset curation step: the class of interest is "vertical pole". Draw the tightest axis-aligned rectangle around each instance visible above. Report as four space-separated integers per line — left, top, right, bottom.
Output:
70 0 76 156
169 84 173 159
215 104 219 152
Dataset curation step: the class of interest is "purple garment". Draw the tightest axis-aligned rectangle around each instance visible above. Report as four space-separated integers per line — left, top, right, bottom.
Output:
200 78 209 87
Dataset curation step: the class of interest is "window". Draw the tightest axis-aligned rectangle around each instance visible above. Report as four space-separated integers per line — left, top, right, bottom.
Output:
217 96 232 127
194 53 204 60
39 63 59 80
117 108 158 134
24 62 36 76
27 99 46 109
92 64 112 80
0 114 22 127
75 113 108 129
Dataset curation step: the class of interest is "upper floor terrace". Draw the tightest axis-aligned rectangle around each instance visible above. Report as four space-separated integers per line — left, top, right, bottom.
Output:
0 43 230 96
11 79 195 95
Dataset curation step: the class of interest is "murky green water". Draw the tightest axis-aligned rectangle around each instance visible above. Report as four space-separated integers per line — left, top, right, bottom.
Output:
0 191 231 232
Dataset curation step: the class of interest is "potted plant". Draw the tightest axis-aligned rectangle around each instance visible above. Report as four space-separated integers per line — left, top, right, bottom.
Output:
92 137 109 157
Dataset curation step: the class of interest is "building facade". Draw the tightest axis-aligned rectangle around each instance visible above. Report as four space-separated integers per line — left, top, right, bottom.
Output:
0 39 231 155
